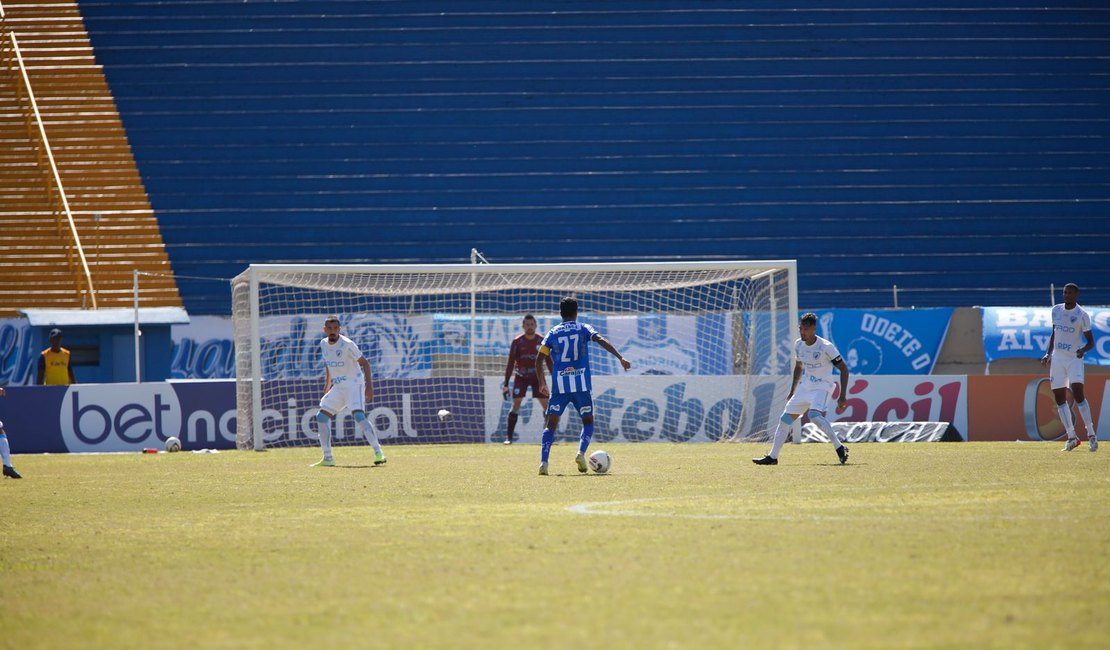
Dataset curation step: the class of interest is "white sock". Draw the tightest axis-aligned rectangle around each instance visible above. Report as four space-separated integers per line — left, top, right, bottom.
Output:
769 418 792 459
809 413 842 449
359 419 382 454
318 418 333 460
1075 400 1095 439
0 434 11 466
1058 404 1076 439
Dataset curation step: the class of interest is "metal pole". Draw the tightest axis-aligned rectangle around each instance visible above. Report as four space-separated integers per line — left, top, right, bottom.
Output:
1049 283 1055 306
469 249 478 377
893 284 899 309
133 269 141 383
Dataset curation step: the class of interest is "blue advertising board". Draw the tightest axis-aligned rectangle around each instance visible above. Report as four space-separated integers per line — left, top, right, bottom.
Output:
1 382 237 454
750 308 953 375
981 306 1110 365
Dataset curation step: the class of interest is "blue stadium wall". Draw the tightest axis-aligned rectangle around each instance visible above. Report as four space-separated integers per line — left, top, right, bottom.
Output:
77 0 1110 314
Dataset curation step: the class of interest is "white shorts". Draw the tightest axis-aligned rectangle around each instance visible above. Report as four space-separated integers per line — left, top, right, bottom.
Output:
1049 354 1085 390
784 383 834 415
319 382 366 416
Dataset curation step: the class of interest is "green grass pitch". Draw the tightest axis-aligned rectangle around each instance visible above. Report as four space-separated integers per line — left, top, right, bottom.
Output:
3 442 1108 649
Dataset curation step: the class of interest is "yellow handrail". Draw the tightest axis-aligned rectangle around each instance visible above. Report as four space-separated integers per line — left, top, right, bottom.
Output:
0 3 99 309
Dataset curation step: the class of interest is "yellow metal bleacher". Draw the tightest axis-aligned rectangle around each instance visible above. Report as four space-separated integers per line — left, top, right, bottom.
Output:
0 0 180 317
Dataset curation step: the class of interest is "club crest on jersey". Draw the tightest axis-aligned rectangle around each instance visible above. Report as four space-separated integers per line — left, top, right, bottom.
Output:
813 352 820 359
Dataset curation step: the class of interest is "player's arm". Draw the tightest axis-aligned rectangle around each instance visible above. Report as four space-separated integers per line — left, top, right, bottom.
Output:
323 366 332 395
535 346 551 398
788 361 802 398
1077 330 1095 359
1041 331 1056 367
358 356 374 401
591 333 631 371
36 355 44 385
832 357 850 414
68 362 76 385
502 341 516 397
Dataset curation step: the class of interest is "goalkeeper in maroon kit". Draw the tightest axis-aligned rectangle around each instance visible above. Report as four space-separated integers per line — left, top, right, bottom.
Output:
501 314 552 444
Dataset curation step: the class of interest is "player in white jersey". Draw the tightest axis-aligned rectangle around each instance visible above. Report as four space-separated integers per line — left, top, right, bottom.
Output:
1041 283 1097 452
0 387 23 478
311 316 387 467
754 312 851 465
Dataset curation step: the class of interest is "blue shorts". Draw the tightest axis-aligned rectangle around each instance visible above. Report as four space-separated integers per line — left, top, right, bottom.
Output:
546 392 594 419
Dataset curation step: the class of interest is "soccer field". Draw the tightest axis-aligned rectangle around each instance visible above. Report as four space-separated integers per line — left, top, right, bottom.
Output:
3 443 1108 649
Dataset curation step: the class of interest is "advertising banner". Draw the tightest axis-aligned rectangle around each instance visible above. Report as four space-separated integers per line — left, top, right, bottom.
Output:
480 374 969 443
257 378 486 447
481 375 785 444
967 375 1108 442
827 375 968 438
748 308 953 376
812 308 953 374
1 382 237 454
0 319 37 385
1 374 976 453
982 306 1110 366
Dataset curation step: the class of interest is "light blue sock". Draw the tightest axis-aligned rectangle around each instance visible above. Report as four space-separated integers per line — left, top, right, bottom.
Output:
316 412 333 460
0 433 10 466
541 428 554 463
578 423 594 454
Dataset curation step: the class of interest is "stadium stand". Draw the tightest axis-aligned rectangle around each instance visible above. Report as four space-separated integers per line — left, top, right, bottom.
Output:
0 0 181 316
63 0 1110 314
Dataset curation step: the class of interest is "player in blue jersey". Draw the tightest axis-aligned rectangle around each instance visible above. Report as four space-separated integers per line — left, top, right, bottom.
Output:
534 297 632 475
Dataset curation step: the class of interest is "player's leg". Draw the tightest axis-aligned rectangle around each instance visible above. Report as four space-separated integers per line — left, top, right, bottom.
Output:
347 386 386 464
313 386 345 466
312 410 337 466
506 394 524 444
807 391 848 464
1070 381 1097 451
352 411 386 464
1051 360 1079 450
754 392 810 464
0 421 21 479
573 394 595 473
539 397 566 475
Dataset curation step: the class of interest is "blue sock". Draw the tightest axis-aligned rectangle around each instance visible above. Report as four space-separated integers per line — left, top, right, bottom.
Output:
541 428 554 463
578 423 594 454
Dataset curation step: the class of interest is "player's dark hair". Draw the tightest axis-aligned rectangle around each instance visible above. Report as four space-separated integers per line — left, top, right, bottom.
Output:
523 314 536 322
1064 283 1080 293
560 297 578 320
800 312 818 326
324 315 341 327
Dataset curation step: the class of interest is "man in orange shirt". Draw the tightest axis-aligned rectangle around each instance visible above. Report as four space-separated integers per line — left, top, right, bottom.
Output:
36 328 76 385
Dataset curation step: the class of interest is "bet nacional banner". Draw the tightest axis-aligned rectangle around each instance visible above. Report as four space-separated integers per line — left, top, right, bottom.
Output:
981 306 1110 366
0 382 238 454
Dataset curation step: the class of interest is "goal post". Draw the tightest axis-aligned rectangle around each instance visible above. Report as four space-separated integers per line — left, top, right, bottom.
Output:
231 260 798 452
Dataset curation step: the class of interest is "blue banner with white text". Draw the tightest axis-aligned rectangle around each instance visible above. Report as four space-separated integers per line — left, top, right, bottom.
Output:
749 308 952 375
810 308 953 374
981 306 1110 366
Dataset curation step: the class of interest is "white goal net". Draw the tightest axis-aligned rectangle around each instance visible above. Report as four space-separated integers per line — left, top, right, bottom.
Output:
231 261 797 451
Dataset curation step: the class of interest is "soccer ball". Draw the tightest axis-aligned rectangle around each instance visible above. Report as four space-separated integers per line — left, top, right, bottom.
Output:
588 450 611 474
437 409 451 422
164 436 182 453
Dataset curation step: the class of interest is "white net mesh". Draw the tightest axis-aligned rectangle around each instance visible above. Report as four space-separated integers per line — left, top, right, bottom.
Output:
232 262 795 451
